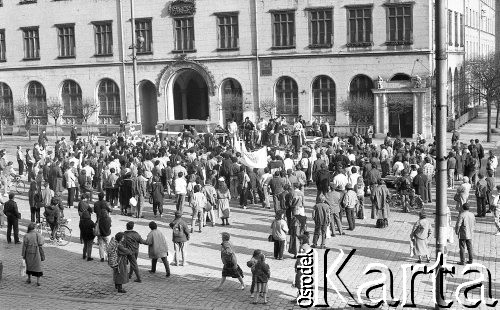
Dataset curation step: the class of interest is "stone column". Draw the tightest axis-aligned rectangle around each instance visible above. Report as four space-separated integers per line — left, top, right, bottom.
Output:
374 94 380 134
382 94 389 135
413 93 419 138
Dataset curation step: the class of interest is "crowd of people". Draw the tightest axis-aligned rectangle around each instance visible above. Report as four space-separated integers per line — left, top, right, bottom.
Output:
0 116 498 302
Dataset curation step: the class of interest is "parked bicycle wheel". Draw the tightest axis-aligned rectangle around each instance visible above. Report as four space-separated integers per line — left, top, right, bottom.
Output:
56 225 72 246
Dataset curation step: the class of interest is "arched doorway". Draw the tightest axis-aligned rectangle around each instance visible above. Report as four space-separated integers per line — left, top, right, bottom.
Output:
172 69 209 120
139 80 158 134
220 78 243 125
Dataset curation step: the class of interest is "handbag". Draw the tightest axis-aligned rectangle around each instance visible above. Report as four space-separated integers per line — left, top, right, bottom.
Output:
39 246 45 261
453 192 460 202
19 259 26 277
268 234 274 242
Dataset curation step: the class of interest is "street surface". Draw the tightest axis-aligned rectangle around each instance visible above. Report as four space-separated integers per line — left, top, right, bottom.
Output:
0 110 499 310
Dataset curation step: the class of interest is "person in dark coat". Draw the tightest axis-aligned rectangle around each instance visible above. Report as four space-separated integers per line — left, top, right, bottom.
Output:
78 193 92 218
412 168 429 202
97 208 112 262
93 192 111 222
150 176 164 217
113 232 132 293
3 193 21 244
124 221 147 282
455 203 476 265
70 126 78 144
119 171 135 216
79 211 95 261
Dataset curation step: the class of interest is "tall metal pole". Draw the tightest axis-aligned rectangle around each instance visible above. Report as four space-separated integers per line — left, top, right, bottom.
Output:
130 0 139 123
435 1 448 309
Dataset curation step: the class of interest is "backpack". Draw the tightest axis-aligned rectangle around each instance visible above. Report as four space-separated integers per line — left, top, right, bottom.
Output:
107 237 119 268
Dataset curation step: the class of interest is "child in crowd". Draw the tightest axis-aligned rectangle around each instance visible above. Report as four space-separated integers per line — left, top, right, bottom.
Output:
246 249 262 298
252 253 270 304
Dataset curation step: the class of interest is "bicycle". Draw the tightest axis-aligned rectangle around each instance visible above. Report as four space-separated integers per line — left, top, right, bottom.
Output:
35 217 72 246
389 189 424 213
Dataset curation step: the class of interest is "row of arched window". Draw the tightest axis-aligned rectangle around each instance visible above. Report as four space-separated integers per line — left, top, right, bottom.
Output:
0 79 121 120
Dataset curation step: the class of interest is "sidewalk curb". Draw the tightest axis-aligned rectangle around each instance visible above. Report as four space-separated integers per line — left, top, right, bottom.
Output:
1 291 214 310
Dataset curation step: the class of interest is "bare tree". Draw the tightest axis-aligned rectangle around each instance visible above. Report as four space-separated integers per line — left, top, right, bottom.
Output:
259 98 278 119
46 97 64 139
339 96 374 128
15 99 36 141
464 54 500 141
0 106 13 141
76 97 100 135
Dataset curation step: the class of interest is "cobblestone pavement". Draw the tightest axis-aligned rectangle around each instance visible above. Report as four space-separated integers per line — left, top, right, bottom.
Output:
0 110 499 310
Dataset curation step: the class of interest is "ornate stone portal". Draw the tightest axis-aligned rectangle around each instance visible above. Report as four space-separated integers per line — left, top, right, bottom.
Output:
372 77 431 139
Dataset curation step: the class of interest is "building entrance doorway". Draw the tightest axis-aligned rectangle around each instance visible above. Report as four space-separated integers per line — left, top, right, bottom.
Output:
172 69 209 120
388 94 414 138
139 81 158 134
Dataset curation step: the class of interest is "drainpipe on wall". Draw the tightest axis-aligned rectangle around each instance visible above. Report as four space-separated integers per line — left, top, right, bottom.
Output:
117 0 128 123
254 0 261 120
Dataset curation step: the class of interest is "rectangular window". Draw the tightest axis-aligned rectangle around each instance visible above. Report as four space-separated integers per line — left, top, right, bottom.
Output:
135 18 153 54
22 27 40 60
0 29 5 61
448 10 453 46
460 14 464 47
308 9 333 47
347 6 372 46
386 5 412 44
272 11 295 48
173 17 195 52
454 12 459 47
93 21 113 56
56 24 75 58
217 13 239 50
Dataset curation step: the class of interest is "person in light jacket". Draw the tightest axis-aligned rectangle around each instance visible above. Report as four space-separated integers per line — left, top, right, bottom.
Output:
65 162 77 208
271 210 288 260
410 211 432 263
146 221 171 277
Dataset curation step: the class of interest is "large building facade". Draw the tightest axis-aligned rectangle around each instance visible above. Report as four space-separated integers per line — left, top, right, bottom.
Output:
0 0 493 138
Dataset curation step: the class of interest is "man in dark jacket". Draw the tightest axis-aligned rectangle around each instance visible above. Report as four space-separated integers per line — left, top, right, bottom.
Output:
325 185 345 236
169 211 190 266
314 163 331 200
124 221 147 282
93 192 111 221
268 171 285 212
3 193 21 244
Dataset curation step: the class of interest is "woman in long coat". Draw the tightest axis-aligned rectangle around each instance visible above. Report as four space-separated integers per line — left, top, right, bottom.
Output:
410 212 432 263
371 179 391 228
112 232 131 293
215 232 244 290
455 176 471 212
412 168 429 202
216 178 231 226
22 223 44 286
146 221 171 277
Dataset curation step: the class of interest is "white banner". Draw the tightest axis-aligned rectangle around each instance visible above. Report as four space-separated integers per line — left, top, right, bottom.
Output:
240 147 268 169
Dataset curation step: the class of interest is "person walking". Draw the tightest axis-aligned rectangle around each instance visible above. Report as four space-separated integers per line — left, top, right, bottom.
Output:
475 173 488 217
455 176 471 212
3 193 21 244
174 172 187 214
97 208 112 262
410 211 432 263
169 211 190 266
371 180 391 228
146 221 171 277
455 203 476 265
325 185 345 236
111 232 132 293
123 221 147 282
79 211 95 261
215 232 244 290
311 194 329 249
422 158 434 203
271 210 288 260
447 151 456 189
22 223 44 286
